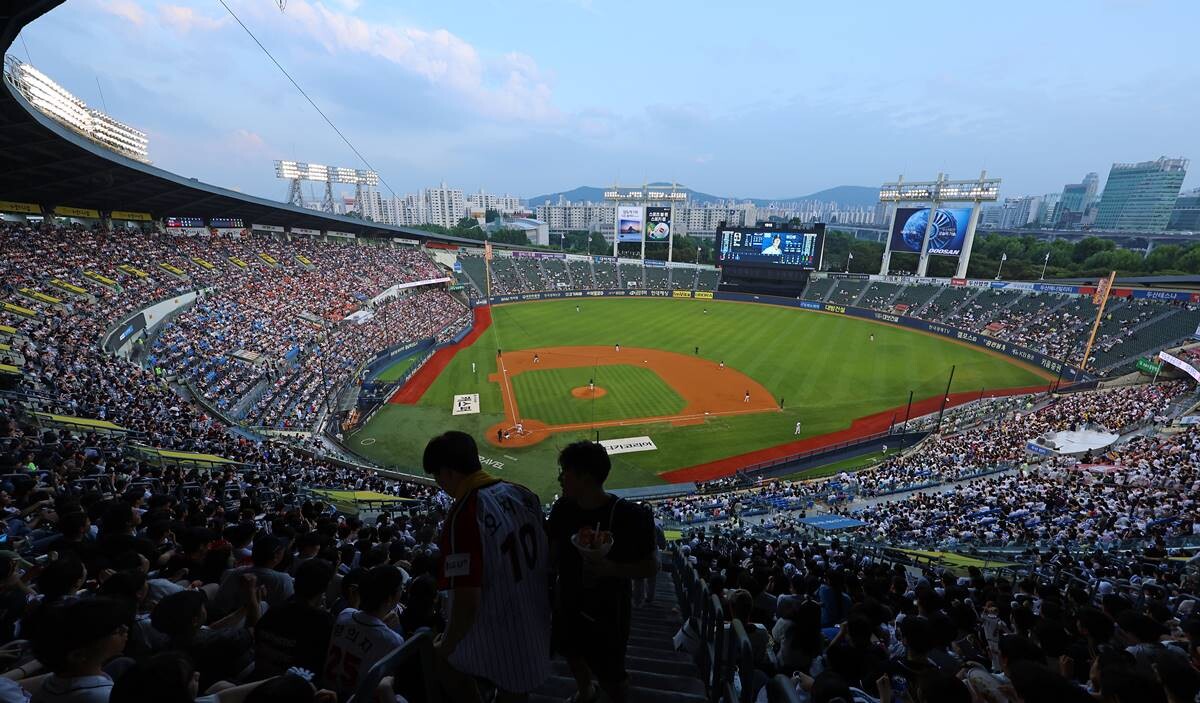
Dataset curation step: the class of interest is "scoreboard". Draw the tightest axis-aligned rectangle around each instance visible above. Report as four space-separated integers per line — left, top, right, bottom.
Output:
208 217 244 228
164 216 204 228
717 223 825 269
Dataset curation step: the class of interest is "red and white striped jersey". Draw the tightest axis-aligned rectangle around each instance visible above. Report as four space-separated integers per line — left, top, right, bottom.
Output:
438 478 551 693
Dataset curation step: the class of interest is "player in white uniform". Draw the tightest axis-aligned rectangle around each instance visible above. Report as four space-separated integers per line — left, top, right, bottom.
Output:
424 431 551 701
324 565 406 700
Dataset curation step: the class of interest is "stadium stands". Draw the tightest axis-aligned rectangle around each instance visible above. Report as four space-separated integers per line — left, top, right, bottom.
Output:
827 279 869 306
800 277 836 301
566 257 594 289
858 281 901 309
620 262 645 288
697 268 720 292
4 219 1200 702
645 265 671 290
592 259 620 288
671 267 697 291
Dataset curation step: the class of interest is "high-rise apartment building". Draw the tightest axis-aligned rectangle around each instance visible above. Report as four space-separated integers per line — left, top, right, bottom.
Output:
1094 157 1188 231
997 196 1041 229
424 183 466 228
466 190 522 215
1168 189 1200 231
1053 172 1099 227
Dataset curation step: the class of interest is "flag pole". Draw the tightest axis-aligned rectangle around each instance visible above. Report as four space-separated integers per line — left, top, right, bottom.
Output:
1078 270 1116 372
484 242 493 307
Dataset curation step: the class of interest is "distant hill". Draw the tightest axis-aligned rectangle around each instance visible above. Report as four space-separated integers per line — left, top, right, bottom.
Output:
525 183 878 209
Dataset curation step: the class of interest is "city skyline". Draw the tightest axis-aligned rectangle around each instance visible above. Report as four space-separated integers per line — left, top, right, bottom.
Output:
12 0 1200 202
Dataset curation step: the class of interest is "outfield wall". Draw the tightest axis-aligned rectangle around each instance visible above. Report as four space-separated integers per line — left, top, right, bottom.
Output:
469 288 1090 382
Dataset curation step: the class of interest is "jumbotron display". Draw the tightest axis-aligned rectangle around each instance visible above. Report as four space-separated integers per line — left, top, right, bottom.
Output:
717 223 825 268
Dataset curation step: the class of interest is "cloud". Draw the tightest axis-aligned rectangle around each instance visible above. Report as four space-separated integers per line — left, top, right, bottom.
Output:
95 0 148 26
271 0 559 122
228 129 268 155
159 5 229 33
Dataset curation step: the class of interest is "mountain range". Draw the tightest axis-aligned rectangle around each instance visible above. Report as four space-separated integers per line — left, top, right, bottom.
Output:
524 184 879 209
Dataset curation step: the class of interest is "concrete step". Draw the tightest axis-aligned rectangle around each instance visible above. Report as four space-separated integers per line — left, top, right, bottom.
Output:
626 644 691 662
552 655 700 679
534 675 708 703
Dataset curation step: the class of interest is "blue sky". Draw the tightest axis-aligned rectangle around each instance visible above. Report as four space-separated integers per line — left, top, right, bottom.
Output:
15 0 1199 202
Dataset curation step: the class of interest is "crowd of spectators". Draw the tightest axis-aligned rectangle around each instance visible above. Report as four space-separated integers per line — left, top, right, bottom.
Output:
0 403 447 701
653 382 1190 547
851 417 1200 549
678 523 1200 703
1 223 468 432
0 222 451 486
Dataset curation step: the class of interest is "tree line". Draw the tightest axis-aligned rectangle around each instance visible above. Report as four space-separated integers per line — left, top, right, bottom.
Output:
823 230 1200 281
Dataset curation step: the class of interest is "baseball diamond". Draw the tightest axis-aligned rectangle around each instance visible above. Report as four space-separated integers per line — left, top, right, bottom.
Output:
352 297 1052 499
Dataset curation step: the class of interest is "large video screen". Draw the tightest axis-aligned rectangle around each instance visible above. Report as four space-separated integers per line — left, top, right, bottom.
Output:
616 205 644 243
717 224 825 269
889 207 971 256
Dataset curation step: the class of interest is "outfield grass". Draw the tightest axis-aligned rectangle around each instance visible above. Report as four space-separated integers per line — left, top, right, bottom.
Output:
512 365 685 425
374 354 421 382
350 298 1049 499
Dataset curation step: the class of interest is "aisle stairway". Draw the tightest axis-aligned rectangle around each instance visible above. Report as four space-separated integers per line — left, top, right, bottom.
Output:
531 574 709 703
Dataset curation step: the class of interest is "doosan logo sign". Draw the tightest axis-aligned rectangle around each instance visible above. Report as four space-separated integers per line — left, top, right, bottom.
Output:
599 436 658 455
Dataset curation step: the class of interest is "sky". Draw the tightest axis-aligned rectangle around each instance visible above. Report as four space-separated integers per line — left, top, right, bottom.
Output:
13 0 1200 203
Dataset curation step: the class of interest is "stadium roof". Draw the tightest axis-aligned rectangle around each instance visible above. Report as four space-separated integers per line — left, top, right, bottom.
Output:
0 0 482 245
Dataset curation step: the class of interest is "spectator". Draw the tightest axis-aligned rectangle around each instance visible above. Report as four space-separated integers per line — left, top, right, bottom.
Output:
31 598 130 703
423 431 551 701
253 559 335 679
547 441 658 703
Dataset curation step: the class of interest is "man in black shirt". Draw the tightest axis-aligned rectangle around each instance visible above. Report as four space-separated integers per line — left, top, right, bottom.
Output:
254 558 335 678
546 441 658 703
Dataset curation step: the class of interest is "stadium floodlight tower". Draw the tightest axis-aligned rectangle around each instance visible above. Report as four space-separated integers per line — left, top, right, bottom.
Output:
274 160 379 214
603 183 688 261
878 171 1000 278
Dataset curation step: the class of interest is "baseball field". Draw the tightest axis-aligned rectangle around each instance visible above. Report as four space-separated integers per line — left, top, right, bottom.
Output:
349 298 1052 499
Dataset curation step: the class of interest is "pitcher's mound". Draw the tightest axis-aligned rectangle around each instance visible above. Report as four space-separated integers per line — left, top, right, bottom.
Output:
570 386 607 399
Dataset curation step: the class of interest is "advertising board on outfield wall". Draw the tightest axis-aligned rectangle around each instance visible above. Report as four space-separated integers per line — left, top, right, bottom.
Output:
469 288 1090 381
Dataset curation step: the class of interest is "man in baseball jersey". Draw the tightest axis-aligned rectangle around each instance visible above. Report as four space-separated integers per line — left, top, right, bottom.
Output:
424 431 551 702
324 564 406 700
547 441 658 703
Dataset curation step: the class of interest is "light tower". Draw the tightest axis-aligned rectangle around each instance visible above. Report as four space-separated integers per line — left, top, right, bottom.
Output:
274 160 379 214
878 171 1000 278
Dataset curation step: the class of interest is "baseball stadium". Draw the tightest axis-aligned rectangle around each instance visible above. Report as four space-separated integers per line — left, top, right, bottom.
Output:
4 2 1200 702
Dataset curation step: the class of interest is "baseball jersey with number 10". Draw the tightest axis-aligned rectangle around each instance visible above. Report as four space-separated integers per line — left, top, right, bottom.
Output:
439 479 551 693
